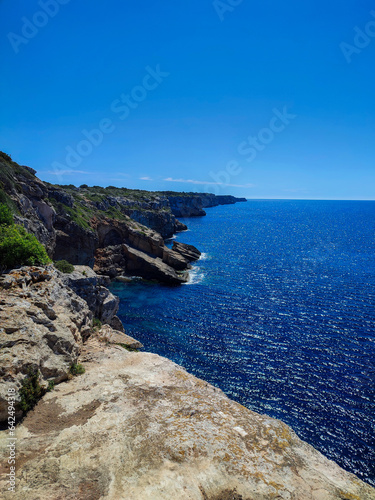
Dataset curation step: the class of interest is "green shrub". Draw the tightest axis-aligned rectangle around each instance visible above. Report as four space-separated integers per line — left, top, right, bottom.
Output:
19 368 45 412
47 380 55 392
92 318 102 329
0 203 13 225
70 363 85 376
54 260 74 273
0 225 51 271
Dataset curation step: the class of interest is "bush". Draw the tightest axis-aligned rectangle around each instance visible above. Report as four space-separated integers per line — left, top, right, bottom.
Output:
19 368 45 413
54 260 74 273
47 380 55 392
0 224 51 271
0 203 13 225
70 363 85 376
92 318 102 329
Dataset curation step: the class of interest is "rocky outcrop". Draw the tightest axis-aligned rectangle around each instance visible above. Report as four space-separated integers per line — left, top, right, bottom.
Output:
172 241 201 262
0 266 93 421
168 195 208 217
128 209 187 239
92 219 198 284
97 324 143 350
59 266 122 329
122 245 189 285
1 338 374 499
0 263 127 421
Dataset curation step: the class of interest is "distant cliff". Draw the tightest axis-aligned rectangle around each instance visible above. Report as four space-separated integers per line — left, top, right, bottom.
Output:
165 192 247 217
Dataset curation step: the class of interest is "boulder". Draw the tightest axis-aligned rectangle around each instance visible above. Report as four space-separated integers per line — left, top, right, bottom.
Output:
97 324 143 349
163 247 191 270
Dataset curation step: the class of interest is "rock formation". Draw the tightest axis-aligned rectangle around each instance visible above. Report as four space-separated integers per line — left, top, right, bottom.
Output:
59 265 122 329
0 266 93 421
172 241 201 262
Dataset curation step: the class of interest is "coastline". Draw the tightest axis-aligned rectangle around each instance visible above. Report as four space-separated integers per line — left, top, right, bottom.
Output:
1 158 375 497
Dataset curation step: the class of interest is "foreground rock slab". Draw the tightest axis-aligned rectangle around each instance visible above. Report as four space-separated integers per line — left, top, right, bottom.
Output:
1 342 374 500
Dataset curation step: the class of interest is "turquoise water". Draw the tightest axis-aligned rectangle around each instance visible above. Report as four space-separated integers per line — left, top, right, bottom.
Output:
110 200 375 485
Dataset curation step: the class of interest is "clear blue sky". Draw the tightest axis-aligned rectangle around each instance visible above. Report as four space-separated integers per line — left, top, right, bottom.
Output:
1 0 374 199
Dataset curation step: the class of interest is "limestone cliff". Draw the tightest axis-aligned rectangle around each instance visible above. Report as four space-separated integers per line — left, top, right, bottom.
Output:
0 153 247 284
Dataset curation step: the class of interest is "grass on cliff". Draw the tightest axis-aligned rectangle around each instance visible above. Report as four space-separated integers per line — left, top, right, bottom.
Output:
49 185 155 232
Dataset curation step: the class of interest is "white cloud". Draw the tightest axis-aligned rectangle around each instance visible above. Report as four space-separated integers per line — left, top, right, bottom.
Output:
48 169 89 176
164 177 255 188
140 176 153 181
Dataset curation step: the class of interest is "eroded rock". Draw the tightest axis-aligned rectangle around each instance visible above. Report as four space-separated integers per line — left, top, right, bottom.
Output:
59 265 121 328
0 266 92 421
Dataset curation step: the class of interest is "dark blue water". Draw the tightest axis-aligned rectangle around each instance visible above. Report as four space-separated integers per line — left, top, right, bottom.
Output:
110 200 375 486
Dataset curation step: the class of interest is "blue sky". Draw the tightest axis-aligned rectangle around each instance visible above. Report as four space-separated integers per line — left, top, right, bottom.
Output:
1 0 374 199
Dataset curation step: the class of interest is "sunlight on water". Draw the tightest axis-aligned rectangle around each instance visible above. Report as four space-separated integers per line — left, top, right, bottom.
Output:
111 200 375 486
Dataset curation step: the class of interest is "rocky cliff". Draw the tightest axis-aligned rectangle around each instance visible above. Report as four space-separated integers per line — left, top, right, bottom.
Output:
0 265 374 499
0 153 199 284
0 153 247 284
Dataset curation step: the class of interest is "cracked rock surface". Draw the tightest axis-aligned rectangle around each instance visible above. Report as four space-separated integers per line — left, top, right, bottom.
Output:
0 266 92 421
1 339 374 500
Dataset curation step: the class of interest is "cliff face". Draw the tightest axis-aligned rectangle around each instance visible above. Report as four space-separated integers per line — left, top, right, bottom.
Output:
0 154 197 284
0 269 374 499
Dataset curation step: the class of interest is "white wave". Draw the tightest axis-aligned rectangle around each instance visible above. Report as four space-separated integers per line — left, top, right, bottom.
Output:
199 252 209 261
184 267 205 285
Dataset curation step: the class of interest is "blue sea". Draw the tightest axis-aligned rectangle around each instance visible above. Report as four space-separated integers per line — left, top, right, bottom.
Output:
110 200 375 486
